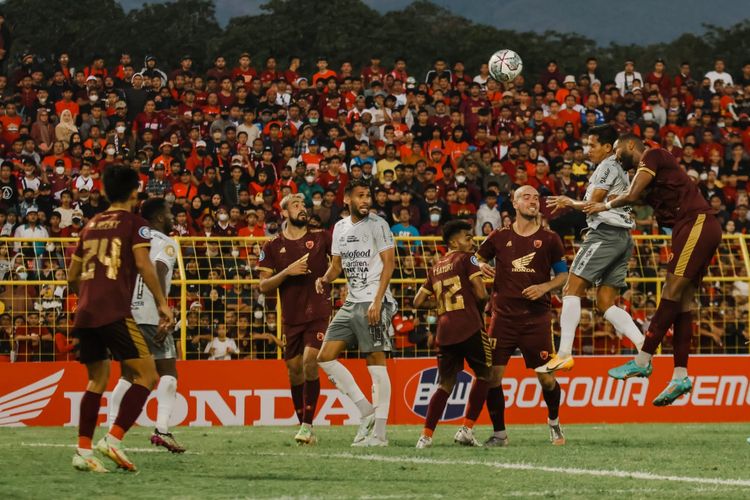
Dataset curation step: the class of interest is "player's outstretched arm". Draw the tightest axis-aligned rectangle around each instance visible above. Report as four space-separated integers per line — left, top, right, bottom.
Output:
316 255 342 294
547 188 607 214
473 253 495 280
584 170 653 214
413 288 429 309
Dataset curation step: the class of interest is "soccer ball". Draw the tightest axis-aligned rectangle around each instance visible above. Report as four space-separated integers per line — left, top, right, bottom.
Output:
488 49 523 83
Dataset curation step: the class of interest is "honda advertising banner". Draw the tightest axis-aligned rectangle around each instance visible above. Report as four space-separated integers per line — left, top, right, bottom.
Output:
0 356 748 427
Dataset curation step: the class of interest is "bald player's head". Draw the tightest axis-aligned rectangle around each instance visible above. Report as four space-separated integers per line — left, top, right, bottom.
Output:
513 185 540 221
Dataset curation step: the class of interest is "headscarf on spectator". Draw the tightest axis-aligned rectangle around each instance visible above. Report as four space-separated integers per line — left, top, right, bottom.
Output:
188 196 208 231
30 109 56 152
55 109 78 148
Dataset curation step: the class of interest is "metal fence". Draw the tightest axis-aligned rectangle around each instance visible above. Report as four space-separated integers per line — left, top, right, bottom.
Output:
0 234 747 362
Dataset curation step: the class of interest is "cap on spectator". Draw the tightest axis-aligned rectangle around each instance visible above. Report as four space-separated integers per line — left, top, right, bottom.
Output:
263 188 274 197
428 205 442 213
740 113 750 120
181 54 192 61
78 186 89 192
374 90 387 98
85 75 98 82
309 138 319 146
295 77 308 86
425 166 437 174
145 55 157 62
179 169 190 176
687 169 700 180
502 90 513 98
115 100 127 109
431 148 443 154
54 159 65 167
158 142 172 150
196 140 207 148
22 157 36 166
154 163 165 170
39 183 51 190
26 205 38 213
231 155 244 165
563 75 576 84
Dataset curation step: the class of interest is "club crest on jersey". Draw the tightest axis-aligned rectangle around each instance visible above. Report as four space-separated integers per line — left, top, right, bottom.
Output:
316 331 325 341
138 226 152 239
306 240 315 249
470 256 479 266
405 367 473 420
533 239 542 248
259 250 265 261
540 350 549 360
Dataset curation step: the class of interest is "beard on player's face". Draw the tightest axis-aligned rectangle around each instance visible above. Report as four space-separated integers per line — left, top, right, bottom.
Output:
289 210 308 228
351 201 370 218
618 148 635 170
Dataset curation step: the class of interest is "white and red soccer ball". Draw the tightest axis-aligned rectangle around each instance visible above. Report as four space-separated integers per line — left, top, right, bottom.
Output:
489 49 523 83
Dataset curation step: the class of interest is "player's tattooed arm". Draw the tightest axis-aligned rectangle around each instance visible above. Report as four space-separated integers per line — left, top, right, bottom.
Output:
316 255 342 294
584 169 654 214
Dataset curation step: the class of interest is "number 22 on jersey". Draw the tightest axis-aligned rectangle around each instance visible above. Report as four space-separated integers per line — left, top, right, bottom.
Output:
81 237 122 281
433 276 465 314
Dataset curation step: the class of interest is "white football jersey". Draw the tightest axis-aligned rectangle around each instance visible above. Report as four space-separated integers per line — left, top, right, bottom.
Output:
131 229 177 325
332 213 395 303
584 155 634 230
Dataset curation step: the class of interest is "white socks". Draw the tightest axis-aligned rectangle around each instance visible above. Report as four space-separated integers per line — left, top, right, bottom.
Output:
604 305 645 351
557 296 581 358
318 360 373 417
109 376 178 433
672 367 688 379
635 350 653 367
368 365 391 440
108 378 132 427
155 375 177 434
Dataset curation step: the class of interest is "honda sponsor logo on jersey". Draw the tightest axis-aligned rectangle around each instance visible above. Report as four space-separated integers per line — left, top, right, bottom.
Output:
405 367 474 420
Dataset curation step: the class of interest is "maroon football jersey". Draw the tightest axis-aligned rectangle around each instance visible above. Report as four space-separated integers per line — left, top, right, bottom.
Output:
638 148 713 228
73 209 151 328
258 229 332 326
477 226 565 317
420 251 484 345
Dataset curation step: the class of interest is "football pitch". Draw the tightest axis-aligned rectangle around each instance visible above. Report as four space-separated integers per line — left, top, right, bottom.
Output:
2 424 750 499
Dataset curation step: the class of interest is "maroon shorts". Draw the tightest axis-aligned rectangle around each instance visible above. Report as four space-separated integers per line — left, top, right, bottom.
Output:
437 330 493 382
74 317 151 364
283 319 327 360
489 312 554 369
668 213 722 285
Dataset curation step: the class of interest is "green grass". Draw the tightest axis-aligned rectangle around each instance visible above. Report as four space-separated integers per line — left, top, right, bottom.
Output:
1 424 750 499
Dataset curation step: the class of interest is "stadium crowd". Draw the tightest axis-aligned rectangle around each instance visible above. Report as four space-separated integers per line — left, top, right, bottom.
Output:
0 47 748 362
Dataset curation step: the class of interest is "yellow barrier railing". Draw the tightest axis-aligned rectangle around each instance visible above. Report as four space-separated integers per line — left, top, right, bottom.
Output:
0 235 747 361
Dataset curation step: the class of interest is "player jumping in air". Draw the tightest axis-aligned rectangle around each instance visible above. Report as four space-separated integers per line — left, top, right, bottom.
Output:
585 136 722 405
259 194 332 445
413 220 491 449
315 179 397 447
69 165 173 472
538 124 644 373
472 186 569 446
109 198 185 453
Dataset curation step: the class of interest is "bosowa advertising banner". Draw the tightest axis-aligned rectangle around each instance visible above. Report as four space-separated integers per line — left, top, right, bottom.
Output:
0 356 748 427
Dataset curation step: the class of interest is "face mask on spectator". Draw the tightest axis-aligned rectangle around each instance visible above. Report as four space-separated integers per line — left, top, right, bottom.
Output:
430 213 440 223
116 126 126 134
231 249 240 258
268 323 276 331
218 213 229 222
312 199 322 207
55 166 65 175
17 272 28 280
309 118 318 125
38 97 47 104
89 94 99 102
105 147 115 155
536 135 545 142
427 315 437 324
305 175 315 184
254 310 264 320
456 175 466 183
46 243 55 252
165 193 176 203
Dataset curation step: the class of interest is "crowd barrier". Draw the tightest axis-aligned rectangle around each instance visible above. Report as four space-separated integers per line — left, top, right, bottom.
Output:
0 234 747 362
0 357 747 426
